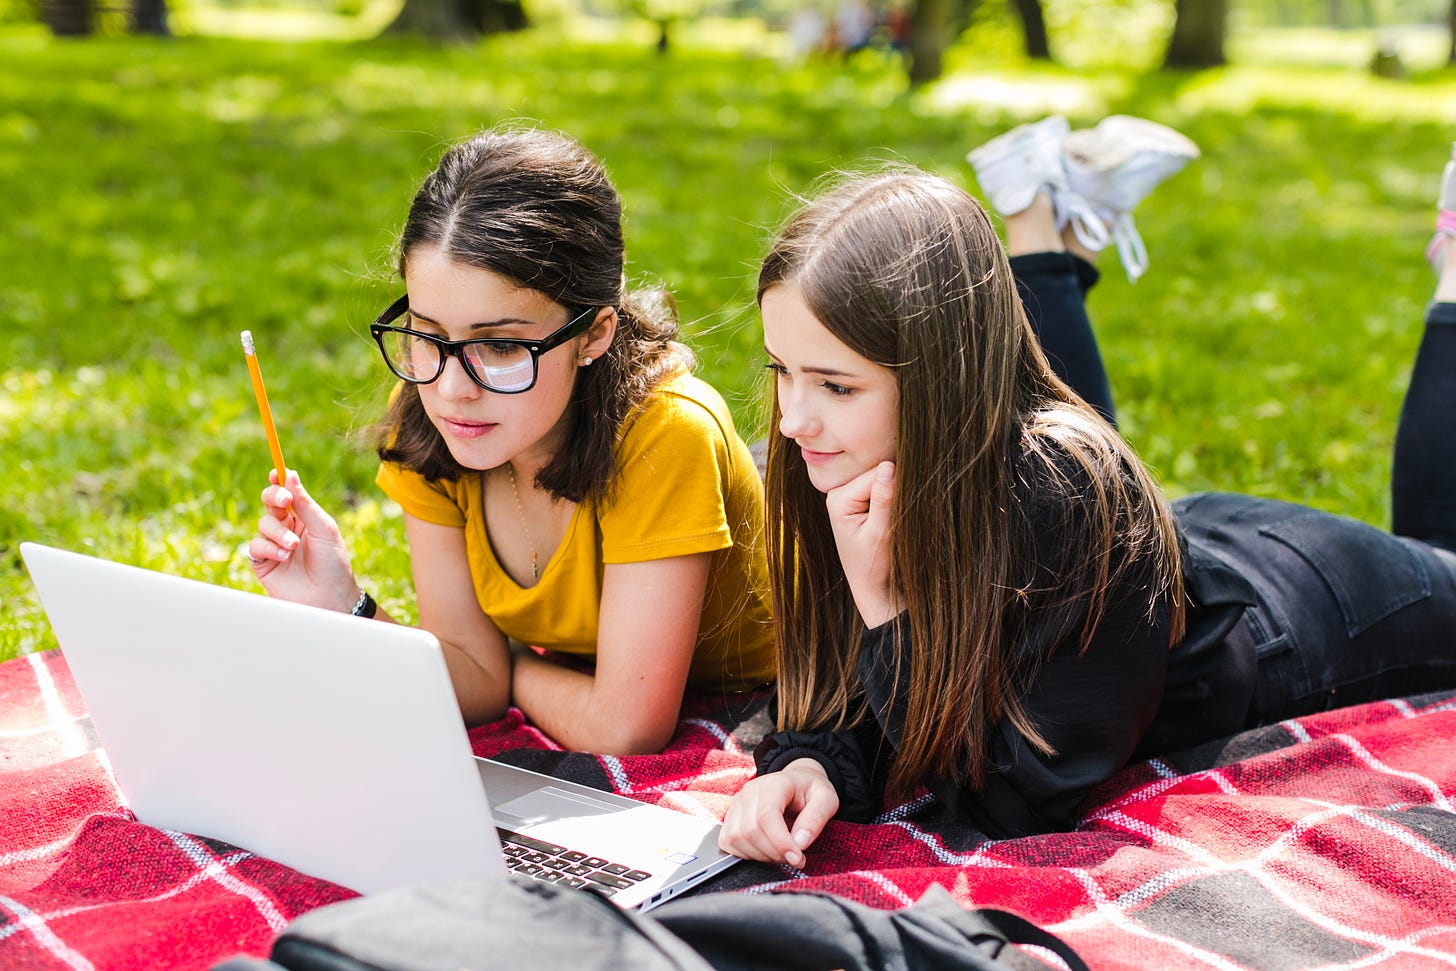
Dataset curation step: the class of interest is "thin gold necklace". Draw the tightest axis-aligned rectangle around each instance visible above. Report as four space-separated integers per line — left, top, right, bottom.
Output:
504 464 539 583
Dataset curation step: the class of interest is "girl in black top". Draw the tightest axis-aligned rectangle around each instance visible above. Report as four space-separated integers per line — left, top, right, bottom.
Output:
719 122 1456 866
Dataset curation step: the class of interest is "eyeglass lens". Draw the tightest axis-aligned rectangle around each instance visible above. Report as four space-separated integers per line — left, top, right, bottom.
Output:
377 330 537 393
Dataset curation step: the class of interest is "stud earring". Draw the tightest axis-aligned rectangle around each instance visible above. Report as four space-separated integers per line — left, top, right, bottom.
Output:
580 356 593 366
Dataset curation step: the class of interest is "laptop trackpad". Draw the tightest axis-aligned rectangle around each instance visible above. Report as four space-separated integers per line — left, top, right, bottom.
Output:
496 786 621 823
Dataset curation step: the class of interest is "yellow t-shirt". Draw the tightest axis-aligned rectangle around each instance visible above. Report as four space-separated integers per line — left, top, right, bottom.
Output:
375 374 775 692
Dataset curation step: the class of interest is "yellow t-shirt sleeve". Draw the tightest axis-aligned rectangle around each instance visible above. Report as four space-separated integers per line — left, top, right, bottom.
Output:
597 391 737 564
375 461 467 528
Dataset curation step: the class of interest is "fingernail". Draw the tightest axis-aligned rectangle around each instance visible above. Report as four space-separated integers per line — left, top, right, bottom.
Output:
793 829 812 848
877 462 894 482
786 851 803 868
283 531 299 548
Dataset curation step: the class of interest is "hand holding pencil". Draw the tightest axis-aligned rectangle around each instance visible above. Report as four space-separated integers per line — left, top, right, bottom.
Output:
242 331 363 613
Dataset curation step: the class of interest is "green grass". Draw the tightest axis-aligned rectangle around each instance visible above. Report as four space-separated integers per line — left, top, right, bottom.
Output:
2 25 1454 661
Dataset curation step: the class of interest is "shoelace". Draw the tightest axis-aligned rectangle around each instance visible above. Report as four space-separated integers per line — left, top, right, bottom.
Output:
1107 211 1151 284
1055 192 1110 254
1054 189 1160 283
1054 188 1151 284
1426 209 1456 271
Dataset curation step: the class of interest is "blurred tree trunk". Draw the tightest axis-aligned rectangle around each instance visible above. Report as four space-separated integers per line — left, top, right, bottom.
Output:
40 0 92 35
1449 0 1455 65
131 0 168 34
906 0 976 84
1163 0 1227 68
386 0 526 39
1009 0 1049 59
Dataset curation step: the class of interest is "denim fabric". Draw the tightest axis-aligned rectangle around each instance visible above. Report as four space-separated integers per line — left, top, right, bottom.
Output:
1175 492 1456 722
1392 302 1456 548
1008 252 1115 425
1011 256 1456 727
1177 301 1456 721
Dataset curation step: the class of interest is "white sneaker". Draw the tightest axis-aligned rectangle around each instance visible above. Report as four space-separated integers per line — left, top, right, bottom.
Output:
1060 115 1201 282
1426 142 1456 271
966 115 1077 219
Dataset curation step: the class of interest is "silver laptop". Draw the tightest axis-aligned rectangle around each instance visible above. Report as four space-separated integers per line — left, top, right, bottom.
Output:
19 542 738 910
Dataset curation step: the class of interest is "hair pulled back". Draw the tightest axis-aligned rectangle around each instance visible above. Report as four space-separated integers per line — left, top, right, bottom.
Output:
375 126 693 504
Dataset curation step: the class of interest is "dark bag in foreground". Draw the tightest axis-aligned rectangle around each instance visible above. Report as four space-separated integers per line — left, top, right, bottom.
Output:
211 874 1088 971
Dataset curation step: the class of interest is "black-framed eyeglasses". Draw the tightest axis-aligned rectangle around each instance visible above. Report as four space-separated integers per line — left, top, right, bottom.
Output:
369 295 600 395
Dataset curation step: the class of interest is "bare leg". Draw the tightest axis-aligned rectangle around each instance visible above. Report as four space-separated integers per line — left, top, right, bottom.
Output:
1004 192 1063 257
1062 225 1100 266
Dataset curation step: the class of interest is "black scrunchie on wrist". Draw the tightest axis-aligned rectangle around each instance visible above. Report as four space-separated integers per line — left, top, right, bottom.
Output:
753 731 879 822
350 590 377 619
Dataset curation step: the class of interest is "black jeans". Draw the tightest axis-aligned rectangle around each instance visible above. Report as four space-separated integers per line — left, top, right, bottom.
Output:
1012 252 1116 425
1010 252 1456 723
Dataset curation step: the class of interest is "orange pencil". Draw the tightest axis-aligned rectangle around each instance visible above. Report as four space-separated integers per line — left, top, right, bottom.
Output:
240 330 289 488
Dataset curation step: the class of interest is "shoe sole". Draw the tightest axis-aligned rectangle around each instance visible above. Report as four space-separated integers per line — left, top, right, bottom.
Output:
964 115 1071 217
1064 115 1199 173
965 114 1069 168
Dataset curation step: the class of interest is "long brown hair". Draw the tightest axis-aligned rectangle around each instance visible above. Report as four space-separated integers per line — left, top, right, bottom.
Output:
759 169 1185 798
373 126 693 504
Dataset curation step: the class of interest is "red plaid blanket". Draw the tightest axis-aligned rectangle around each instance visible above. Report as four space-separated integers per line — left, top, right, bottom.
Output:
4 648 1455 971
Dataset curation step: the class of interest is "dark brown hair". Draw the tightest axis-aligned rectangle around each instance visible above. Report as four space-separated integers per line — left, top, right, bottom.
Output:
759 168 1185 797
373 127 693 504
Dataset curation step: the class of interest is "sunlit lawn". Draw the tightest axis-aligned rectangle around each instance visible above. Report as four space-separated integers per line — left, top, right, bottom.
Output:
2 21 1454 660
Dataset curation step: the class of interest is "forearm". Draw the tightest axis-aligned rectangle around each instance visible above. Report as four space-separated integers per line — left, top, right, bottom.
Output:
440 638 512 727
401 515 517 727
511 650 679 754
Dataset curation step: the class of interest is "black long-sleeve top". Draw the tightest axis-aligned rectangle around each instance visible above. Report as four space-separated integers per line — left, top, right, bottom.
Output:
755 457 1260 839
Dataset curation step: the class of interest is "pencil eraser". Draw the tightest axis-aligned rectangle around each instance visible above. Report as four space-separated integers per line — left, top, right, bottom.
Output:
240 331 255 354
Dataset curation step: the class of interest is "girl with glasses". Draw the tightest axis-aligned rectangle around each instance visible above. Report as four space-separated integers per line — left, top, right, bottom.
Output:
719 121 1456 865
248 127 773 752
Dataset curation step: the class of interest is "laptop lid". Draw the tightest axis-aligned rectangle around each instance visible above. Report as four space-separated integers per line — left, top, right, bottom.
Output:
19 541 505 895
20 542 740 908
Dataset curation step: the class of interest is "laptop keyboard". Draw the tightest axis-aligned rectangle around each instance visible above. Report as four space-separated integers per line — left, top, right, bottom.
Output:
498 828 654 899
